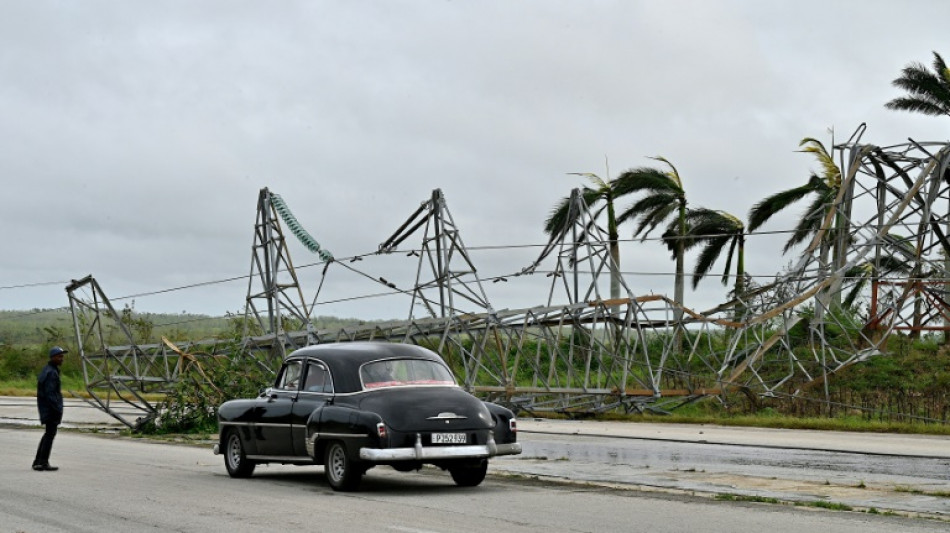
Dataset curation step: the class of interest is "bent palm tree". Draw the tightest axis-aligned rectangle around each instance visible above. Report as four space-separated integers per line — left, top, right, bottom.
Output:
748 137 841 253
886 51 950 341
750 137 847 308
885 51 950 117
680 208 746 294
671 208 746 319
614 156 688 309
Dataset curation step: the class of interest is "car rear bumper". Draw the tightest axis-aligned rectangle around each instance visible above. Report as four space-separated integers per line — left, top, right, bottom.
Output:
359 433 522 462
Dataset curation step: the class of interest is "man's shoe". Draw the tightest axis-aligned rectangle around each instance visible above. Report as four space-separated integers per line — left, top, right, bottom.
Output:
33 464 58 471
32 464 43 471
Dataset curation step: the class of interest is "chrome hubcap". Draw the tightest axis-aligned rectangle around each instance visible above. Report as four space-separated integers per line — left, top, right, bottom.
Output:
228 435 241 468
329 446 344 480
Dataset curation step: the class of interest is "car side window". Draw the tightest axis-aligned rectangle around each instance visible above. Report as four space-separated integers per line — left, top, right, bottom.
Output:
277 361 303 391
303 363 332 394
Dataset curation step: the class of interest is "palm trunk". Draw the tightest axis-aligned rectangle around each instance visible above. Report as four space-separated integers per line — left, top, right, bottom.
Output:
674 200 686 308
673 200 686 353
609 241 620 301
945 201 949 345
606 197 621 302
735 235 746 321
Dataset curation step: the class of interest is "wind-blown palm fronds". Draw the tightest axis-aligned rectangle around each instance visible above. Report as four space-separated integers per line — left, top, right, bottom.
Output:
679 208 746 292
748 138 840 254
614 156 688 307
885 51 950 117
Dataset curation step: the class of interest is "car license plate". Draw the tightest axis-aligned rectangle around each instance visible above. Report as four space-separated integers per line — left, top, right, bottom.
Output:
431 432 467 444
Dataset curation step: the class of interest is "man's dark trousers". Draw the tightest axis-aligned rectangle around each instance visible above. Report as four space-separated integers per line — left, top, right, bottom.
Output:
34 412 61 466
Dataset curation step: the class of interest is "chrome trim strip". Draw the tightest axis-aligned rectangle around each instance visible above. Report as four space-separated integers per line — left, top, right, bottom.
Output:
246 455 313 462
315 432 365 439
217 421 289 428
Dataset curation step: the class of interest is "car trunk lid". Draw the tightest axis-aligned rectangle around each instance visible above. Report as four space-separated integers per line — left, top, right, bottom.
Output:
358 387 493 432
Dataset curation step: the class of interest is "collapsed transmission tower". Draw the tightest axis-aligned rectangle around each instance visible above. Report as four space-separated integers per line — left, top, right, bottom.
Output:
66 275 233 428
71 131 950 425
718 129 950 399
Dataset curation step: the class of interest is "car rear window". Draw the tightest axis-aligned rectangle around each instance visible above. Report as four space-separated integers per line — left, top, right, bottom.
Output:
361 358 456 389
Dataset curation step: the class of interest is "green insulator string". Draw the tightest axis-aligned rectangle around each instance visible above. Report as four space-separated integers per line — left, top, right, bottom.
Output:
270 193 334 262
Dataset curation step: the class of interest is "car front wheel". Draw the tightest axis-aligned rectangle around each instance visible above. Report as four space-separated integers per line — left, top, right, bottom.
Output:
224 428 256 478
449 459 488 487
324 441 362 491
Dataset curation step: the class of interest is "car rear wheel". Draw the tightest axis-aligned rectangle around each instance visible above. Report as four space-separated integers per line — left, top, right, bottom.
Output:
224 428 256 478
324 441 362 491
449 459 488 487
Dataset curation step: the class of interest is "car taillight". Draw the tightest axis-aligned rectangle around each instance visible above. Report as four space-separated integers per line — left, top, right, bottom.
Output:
376 422 387 438
509 418 517 433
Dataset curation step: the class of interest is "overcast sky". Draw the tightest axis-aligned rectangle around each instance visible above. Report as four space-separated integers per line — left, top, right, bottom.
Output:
2 0 949 322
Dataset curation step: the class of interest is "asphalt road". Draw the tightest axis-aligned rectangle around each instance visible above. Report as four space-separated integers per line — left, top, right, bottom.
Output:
1 428 947 533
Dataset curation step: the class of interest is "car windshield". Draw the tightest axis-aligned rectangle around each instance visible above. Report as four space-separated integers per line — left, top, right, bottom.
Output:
360 358 456 389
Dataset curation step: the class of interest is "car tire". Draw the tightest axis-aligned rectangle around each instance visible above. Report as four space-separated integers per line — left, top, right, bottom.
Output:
449 459 488 487
224 428 256 478
324 441 362 491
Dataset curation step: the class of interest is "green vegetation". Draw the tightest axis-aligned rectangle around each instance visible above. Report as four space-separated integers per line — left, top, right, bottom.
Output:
798 500 854 511
715 493 781 504
137 340 271 434
8 306 950 435
894 486 950 498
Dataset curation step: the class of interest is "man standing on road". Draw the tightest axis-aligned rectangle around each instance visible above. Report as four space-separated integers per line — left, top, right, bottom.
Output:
33 346 66 472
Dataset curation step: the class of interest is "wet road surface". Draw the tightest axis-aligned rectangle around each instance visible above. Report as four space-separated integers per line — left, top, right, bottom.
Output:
497 419 950 517
3 397 950 518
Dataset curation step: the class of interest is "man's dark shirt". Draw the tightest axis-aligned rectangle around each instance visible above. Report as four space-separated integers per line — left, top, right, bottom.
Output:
37 363 63 424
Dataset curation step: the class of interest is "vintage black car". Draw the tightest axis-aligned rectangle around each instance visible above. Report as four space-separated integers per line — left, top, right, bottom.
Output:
213 342 521 490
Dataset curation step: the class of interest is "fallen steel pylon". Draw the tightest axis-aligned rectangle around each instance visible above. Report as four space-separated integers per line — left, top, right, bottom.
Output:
69 131 950 426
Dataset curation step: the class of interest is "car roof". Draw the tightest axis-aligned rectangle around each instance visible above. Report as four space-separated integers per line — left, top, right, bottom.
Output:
284 342 448 393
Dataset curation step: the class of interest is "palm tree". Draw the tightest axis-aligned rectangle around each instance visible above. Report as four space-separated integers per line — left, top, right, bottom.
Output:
749 137 847 310
613 156 688 310
748 137 841 253
679 208 746 297
885 51 950 117
885 51 950 340
543 171 626 300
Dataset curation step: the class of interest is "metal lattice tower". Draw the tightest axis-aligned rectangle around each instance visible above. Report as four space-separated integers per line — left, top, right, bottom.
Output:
378 188 493 319
243 187 333 359
66 275 232 428
70 134 950 425
66 275 162 428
